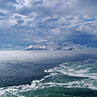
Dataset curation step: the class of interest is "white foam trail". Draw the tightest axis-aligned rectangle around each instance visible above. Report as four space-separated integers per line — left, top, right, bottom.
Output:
0 60 97 96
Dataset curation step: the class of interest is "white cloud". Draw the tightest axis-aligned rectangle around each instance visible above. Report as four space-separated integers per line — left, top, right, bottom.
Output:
0 0 97 48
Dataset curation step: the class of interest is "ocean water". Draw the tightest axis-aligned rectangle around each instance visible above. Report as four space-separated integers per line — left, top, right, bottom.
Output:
0 50 97 97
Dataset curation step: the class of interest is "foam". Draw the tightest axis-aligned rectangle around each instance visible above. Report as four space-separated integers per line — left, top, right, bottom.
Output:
45 62 90 78
0 60 97 96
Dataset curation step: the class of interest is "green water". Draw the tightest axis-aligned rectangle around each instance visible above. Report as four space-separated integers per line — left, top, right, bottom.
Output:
20 87 97 97
0 60 97 97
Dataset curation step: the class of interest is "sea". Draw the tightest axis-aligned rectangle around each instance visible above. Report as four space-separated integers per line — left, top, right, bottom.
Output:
0 49 97 97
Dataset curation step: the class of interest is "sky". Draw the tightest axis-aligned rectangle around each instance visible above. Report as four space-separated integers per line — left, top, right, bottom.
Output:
0 0 97 50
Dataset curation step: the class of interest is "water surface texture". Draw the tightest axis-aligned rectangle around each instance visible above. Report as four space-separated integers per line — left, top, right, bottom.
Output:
0 49 97 97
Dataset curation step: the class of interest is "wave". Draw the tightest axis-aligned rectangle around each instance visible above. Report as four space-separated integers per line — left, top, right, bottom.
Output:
0 60 97 97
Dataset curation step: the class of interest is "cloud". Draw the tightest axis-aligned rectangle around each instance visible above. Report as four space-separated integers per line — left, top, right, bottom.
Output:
0 0 97 49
